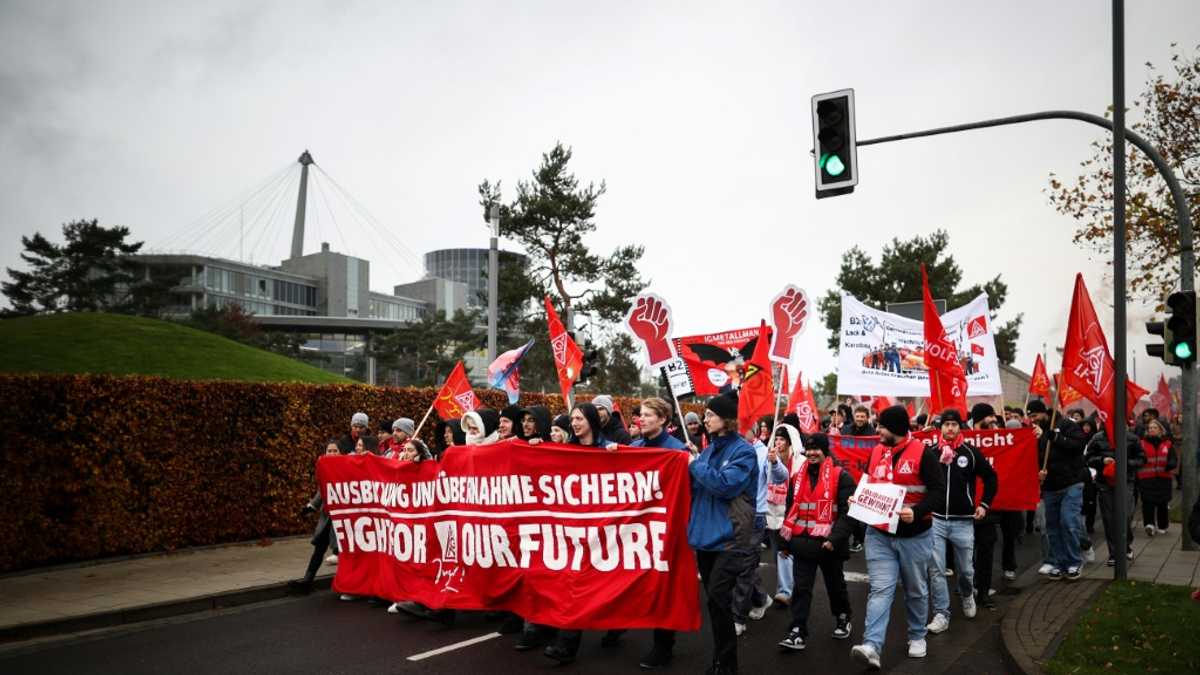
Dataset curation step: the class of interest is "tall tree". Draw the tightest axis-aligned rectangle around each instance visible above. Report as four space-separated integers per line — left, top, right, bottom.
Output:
816 230 1023 364
2 219 143 315
478 142 647 324
1047 43 1200 302
591 333 643 397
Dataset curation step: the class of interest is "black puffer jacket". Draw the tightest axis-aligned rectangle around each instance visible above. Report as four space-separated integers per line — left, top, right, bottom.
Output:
1084 430 1144 488
602 410 633 445
1038 417 1090 491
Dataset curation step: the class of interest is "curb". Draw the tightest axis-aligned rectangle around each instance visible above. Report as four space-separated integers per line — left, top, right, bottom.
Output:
0 573 333 645
998 569 1108 675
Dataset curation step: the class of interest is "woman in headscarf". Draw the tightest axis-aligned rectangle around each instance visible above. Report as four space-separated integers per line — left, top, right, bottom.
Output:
461 409 501 445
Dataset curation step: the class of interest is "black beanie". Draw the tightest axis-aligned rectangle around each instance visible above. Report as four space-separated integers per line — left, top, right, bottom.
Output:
878 405 910 436
1027 399 1049 415
781 412 800 430
806 433 830 453
940 408 965 426
969 403 995 426
706 391 739 420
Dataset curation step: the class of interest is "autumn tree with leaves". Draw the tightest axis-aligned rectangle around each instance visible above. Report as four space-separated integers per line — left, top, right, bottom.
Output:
1048 43 1200 302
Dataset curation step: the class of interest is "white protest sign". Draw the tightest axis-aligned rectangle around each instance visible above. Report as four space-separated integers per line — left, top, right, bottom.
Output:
846 476 907 534
625 293 677 368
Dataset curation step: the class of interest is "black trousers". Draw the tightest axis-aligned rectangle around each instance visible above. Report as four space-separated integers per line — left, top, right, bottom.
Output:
973 519 997 598
697 549 742 671
1083 481 1098 533
787 549 850 637
1142 500 1170 530
998 511 1022 572
302 524 332 583
1099 487 1135 555
732 530 767 622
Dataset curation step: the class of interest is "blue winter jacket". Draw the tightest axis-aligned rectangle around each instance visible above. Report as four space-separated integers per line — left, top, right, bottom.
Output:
632 430 687 451
687 432 758 551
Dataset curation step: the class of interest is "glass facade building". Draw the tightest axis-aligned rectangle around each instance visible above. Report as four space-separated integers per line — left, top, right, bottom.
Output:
424 248 527 307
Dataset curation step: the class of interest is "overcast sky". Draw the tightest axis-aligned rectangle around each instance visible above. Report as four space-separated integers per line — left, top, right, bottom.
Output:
2 0 1197 389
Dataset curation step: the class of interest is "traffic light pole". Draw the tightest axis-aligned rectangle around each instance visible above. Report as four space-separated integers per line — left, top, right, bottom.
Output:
854 107 1197 555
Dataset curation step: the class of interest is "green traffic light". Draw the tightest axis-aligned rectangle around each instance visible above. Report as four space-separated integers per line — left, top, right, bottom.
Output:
823 153 846 176
1174 342 1194 360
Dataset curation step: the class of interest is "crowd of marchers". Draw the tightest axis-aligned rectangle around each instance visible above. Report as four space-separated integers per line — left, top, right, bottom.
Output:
289 394 1200 674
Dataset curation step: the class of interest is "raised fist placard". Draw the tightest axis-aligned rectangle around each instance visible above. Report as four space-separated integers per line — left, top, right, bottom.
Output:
625 292 676 367
768 285 809 364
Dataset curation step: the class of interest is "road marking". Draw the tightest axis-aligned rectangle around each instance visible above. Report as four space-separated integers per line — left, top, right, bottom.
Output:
406 632 502 661
844 571 870 583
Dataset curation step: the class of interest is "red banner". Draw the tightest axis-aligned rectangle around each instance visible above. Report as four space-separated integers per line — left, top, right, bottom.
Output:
828 428 1040 511
316 441 701 631
673 326 773 396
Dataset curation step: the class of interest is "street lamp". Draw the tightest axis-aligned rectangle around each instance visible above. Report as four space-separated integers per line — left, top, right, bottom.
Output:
486 205 500 363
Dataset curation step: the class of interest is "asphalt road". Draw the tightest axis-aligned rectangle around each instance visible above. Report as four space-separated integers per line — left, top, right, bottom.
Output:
0 532 1043 674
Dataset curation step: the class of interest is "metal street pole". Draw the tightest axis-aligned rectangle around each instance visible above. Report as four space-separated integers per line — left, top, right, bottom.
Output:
1111 0 1129 580
487 205 500 364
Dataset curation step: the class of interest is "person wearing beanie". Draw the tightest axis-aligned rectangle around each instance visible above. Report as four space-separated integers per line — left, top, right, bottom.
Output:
926 409 998 633
548 414 571 443
380 417 416 456
498 405 527 441
1084 429 1143 565
775 432 857 651
591 394 633 445
1028 400 1089 580
336 412 371 454
850 405 946 669
679 390 758 675
684 411 705 449
969 403 997 429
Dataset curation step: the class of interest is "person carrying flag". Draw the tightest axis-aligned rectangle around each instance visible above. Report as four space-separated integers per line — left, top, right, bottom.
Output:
850 405 946 670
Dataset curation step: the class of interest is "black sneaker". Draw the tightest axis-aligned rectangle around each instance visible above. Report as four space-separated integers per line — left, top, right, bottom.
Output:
1065 567 1082 581
980 596 997 610
600 629 625 648
514 628 550 652
639 645 673 669
778 628 806 651
498 614 525 634
1105 557 1116 567
849 542 864 553
543 643 577 665
832 614 852 639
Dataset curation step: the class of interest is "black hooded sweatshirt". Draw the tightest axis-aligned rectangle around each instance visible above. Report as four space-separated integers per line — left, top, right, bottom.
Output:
931 436 998 519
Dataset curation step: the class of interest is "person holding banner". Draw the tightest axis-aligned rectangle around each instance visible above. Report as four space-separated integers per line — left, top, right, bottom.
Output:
687 391 759 675
775 433 856 652
498 405 527 441
926 409 997 635
462 409 501 445
850 405 946 670
521 405 553 442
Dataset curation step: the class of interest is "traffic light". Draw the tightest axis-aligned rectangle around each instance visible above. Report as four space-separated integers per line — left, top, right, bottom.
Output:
1167 290 1196 364
1146 318 1173 364
811 88 858 199
579 340 600 384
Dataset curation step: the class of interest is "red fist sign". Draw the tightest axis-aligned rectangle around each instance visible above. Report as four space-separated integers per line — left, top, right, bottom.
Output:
769 285 809 363
625 293 676 366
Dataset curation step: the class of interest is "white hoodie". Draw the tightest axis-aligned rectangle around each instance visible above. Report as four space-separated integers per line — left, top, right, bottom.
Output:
766 423 806 530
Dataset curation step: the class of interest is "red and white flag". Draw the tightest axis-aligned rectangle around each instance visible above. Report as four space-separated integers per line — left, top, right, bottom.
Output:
1151 374 1174 417
433 361 481 420
785 371 820 434
738 321 775 435
544 296 583 405
1028 354 1051 399
921 264 968 417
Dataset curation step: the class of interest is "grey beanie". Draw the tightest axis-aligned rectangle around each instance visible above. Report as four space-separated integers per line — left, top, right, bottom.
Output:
351 412 369 427
393 417 416 436
684 411 701 425
591 395 615 414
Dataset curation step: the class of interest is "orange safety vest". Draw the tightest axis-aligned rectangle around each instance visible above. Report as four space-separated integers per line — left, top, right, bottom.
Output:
782 458 842 538
1137 438 1174 481
865 436 928 531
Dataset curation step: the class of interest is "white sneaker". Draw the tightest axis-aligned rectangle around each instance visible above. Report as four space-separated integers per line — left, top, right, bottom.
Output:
387 602 400 614
926 613 950 634
963 595 977 618
908 638 927 658
1156 527 1168 535
944 568 954 577
1003 570 1016 580
1084 547 1096 563
734 622 746 636
748 594 773 620
1037 563 1055 575
988 588 997 596
851 644 882 670
325 554 338 565
1146 524 1156 537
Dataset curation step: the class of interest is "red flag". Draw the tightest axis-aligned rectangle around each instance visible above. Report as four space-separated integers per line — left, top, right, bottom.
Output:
1054 372 1084 407
871 395 894 415
1060 274 1143 442
921 264 968 417
906 401 916 418
544 296 583 404
433 361 481 420
1151 374 1173 417
738 321 775 435
785 371 819 433
1028 354 1051 399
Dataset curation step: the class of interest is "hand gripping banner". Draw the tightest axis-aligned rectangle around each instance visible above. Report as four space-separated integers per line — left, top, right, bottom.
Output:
317 441 701 631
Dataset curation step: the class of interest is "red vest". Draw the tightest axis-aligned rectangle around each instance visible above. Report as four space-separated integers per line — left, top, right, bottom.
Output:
767 456 795 505
783 459 842 538
865 437 929 531
1137 438 1174 480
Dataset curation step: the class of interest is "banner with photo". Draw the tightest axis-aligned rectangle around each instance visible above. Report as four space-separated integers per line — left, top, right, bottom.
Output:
663 326 774 398
837 292 1002 396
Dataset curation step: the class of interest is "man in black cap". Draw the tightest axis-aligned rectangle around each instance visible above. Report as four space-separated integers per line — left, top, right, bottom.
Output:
850 406 946 670
927 409 998 633
1028 399 1089 581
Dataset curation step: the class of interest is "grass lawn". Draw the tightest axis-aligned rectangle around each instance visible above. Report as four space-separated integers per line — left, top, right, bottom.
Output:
1045 580 1200 675
0 312 352 384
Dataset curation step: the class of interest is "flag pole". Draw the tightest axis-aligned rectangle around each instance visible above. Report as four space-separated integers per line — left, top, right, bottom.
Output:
669 385 691 447
771 363 786 432
412 403 436 439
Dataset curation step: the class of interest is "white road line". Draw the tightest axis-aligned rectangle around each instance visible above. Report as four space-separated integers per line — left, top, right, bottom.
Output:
406 632 503 661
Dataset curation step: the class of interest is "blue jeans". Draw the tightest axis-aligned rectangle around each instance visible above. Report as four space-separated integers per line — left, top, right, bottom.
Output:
930 518 975 620
775 538 794 597
1043 483 1084 572
863 527 933 651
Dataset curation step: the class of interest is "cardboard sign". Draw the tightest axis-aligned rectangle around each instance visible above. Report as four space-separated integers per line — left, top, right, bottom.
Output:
846 476 906 533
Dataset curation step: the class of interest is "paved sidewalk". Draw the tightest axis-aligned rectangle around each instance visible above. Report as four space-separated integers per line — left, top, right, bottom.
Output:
0 537 331 643
1082 526 1200 585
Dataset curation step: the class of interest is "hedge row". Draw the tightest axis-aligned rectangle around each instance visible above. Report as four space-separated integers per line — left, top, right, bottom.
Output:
0 374 698 573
